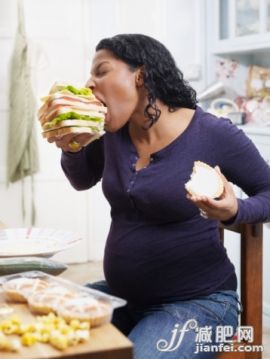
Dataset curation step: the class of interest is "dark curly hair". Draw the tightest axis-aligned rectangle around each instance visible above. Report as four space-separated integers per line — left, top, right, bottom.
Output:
96 34 197 127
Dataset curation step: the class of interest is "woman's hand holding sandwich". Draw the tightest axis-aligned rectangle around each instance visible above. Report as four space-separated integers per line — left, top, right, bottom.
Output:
48 132 97 152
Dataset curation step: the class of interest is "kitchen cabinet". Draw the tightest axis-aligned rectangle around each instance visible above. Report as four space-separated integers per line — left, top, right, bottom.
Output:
207 0 270 54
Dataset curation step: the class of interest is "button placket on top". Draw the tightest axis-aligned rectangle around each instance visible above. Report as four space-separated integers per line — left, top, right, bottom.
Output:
126 154 157 207
127 171 138 194
127 155 139 194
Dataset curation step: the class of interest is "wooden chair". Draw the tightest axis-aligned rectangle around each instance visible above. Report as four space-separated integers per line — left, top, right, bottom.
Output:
218 223 263 359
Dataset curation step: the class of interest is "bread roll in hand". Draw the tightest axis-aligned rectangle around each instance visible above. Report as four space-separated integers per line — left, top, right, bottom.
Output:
185 161 224 199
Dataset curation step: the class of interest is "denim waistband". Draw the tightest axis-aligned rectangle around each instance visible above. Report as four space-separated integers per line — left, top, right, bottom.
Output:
206 290 243 314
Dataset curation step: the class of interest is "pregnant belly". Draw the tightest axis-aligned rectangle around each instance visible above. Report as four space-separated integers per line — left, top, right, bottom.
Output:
103 227 228 305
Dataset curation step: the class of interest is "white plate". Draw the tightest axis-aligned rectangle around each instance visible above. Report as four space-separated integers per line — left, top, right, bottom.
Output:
0 228 82 257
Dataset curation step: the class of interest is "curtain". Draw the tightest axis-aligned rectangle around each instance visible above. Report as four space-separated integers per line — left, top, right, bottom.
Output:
7 0 39 225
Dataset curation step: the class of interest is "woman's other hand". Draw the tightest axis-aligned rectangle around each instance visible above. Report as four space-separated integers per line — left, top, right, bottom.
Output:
186 166 238 222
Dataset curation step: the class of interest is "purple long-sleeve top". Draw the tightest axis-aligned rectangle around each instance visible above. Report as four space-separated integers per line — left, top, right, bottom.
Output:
61 106 270 305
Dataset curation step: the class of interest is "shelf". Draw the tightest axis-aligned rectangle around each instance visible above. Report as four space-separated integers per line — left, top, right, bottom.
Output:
209 0 270 55
212 33 270 55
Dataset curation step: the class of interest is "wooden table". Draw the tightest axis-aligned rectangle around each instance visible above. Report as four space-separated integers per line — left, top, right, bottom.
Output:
0 303 133 359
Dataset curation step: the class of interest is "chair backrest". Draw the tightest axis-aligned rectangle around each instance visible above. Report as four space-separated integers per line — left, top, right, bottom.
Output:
218 223 263 359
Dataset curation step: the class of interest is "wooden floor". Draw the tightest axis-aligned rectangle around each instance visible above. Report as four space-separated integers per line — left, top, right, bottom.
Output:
62 261 270 358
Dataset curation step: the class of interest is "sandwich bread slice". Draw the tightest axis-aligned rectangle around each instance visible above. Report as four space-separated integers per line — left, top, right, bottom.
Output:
38 83 106 142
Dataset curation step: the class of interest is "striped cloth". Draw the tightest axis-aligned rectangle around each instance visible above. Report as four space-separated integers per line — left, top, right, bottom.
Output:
7 1 39 224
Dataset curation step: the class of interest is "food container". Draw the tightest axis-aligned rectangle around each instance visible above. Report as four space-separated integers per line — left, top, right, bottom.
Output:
0 271 126 327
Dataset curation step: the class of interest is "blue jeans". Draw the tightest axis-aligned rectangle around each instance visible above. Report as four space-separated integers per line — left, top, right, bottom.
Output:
86 280 241 359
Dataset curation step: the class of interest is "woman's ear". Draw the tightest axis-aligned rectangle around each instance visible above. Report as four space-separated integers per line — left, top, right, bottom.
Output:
135 68 144 87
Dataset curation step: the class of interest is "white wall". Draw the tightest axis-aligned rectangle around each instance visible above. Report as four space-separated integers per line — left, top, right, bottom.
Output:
0 0 91 262
0 0 205 263
84 0 205 89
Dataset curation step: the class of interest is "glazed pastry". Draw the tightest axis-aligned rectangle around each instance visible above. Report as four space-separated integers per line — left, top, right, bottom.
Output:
2 278 48 303
28 285 75 314
0 303 14 316
28 293 66 315
42 284 75 296
57 296 112 327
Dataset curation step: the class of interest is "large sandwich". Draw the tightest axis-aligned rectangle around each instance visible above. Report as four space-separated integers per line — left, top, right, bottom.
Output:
38 83 107 143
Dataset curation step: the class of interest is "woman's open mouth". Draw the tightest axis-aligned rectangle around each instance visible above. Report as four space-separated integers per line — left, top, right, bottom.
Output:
94 94 107 107
93 93 109 123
